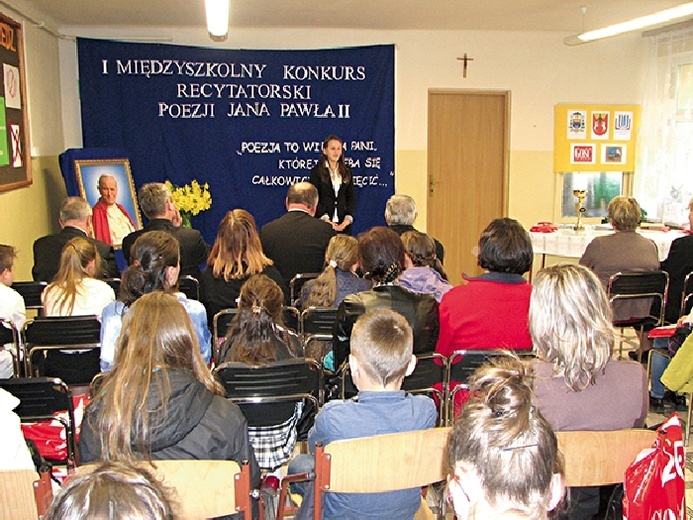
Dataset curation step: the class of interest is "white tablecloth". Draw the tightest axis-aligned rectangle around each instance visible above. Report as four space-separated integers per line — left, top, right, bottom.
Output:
530 228 685 262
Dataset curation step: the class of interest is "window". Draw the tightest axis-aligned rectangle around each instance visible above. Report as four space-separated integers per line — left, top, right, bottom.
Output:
561 172 623 219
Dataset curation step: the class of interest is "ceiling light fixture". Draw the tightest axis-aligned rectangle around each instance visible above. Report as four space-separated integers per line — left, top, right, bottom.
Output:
205 0 229 42
564 1 693 45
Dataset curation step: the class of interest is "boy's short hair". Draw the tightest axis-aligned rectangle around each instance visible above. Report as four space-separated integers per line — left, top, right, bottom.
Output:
350 309 413 386
0 244 17 272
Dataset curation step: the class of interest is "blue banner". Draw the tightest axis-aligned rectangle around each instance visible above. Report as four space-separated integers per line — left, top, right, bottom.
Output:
77 38 394 243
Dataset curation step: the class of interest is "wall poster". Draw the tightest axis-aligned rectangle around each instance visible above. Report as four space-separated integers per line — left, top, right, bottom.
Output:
554 104 640 172
0 13 30 191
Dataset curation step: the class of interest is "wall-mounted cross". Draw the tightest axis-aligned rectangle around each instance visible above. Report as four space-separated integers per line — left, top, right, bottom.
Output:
457 53 474 78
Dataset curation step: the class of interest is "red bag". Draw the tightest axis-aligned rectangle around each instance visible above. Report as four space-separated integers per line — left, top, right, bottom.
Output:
623 414 686 519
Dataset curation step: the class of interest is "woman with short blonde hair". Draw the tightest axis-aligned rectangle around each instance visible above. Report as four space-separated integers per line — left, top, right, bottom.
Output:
530 264 647 518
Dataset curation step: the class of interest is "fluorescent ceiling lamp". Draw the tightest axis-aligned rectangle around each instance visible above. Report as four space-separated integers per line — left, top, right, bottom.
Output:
565 2 693 45
206 0 229 42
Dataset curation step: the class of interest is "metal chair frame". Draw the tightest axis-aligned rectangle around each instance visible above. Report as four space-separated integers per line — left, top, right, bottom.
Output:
0 377 78 467
300 306 338 346
0 319 21 376
289 273 320 308
23 315 101 383
607 270 669 358
682 271 693 317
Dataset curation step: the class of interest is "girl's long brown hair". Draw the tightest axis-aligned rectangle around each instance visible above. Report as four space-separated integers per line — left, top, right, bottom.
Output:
88 292 223 461
305 234 360 307
317 135 351 184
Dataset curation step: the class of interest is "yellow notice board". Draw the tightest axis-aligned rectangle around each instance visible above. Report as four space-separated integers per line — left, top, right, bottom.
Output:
554 104 640 172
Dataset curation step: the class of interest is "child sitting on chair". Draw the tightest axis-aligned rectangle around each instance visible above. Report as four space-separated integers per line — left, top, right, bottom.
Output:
287 308 437 519
0 245 26 378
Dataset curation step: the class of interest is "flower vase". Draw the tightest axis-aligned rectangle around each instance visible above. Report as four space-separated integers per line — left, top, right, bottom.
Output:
180 211 192 229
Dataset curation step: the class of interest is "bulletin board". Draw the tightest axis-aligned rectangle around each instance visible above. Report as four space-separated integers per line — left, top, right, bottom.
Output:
554 104 640 172
0 13 30 192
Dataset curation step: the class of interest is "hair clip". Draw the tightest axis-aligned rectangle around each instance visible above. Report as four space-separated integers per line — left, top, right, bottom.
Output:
329 260 338 268
502 443 539 452
251 305 263 315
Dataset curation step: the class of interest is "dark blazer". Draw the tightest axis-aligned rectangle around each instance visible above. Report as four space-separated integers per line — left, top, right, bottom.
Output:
309 164 356 228
388 224 446 264
660 234 693 322
260 210 336 288
32 226 119 282
121 218 210 278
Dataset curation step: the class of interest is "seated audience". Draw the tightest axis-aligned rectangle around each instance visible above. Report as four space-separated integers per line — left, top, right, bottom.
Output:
529 264 647 519
579 195 659 323
385 194 444 263
398 230 451 302
660 329 693 403
0 245 25 378
32 196 119 282
46 461 175 520
649 313 692 412
446 356 564 520
122 182 209 278
218 274 303 471
200 209 286 326
40 237 116 383
301 234 371 309
100 231 211 371
80 292 259 488
436 217 533 356
0 388 35 470
333 226 439 372
288 309 437 519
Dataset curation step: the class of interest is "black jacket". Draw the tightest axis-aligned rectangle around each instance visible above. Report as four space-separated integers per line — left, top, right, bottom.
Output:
121 219 210 278
32 226 119 282
260 211 336 288
80 369 260 487
333 284 439 370
309 164 356 226
660 234 693 322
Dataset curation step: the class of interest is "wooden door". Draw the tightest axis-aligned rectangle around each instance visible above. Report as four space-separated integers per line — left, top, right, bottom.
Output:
427 90 510 285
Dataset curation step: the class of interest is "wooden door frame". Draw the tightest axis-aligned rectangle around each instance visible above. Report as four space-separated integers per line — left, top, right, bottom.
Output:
426 89 511 218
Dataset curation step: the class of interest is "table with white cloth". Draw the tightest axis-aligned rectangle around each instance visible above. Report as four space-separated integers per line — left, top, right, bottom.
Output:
530 227 685 269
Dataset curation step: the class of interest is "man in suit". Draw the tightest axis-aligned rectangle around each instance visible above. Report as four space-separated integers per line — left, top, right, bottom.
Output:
385 194 445 264
32 196 119 282
260 182 336 288
121 182 210 278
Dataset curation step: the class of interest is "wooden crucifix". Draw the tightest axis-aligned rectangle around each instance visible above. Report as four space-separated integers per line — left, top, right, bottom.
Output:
457 53 474 78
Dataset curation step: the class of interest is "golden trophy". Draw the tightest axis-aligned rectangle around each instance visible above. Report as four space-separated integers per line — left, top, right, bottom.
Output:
573 189 588 232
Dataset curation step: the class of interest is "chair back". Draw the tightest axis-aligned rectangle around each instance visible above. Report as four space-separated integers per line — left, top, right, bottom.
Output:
0 320 21 376
682 271 693 317
556 429 656 487
289 273 320 308
178 275 200 300
213 308 238 349
0 469 52 519
23 315 101 380
77 459 255 520
214 358 324 425
301 306 338 340
0 377 77 467
11 281 47 312
282 305 300 333
313 427 450 515
607 270 669 325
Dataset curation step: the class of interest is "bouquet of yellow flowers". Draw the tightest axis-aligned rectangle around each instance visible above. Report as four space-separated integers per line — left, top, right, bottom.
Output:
164 179 212 228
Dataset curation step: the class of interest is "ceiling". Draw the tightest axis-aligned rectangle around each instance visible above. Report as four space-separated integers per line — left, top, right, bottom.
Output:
9 0 693 35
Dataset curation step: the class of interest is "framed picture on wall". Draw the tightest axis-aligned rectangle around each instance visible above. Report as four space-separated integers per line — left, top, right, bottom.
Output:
0 13 31 192
74 158 142 247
